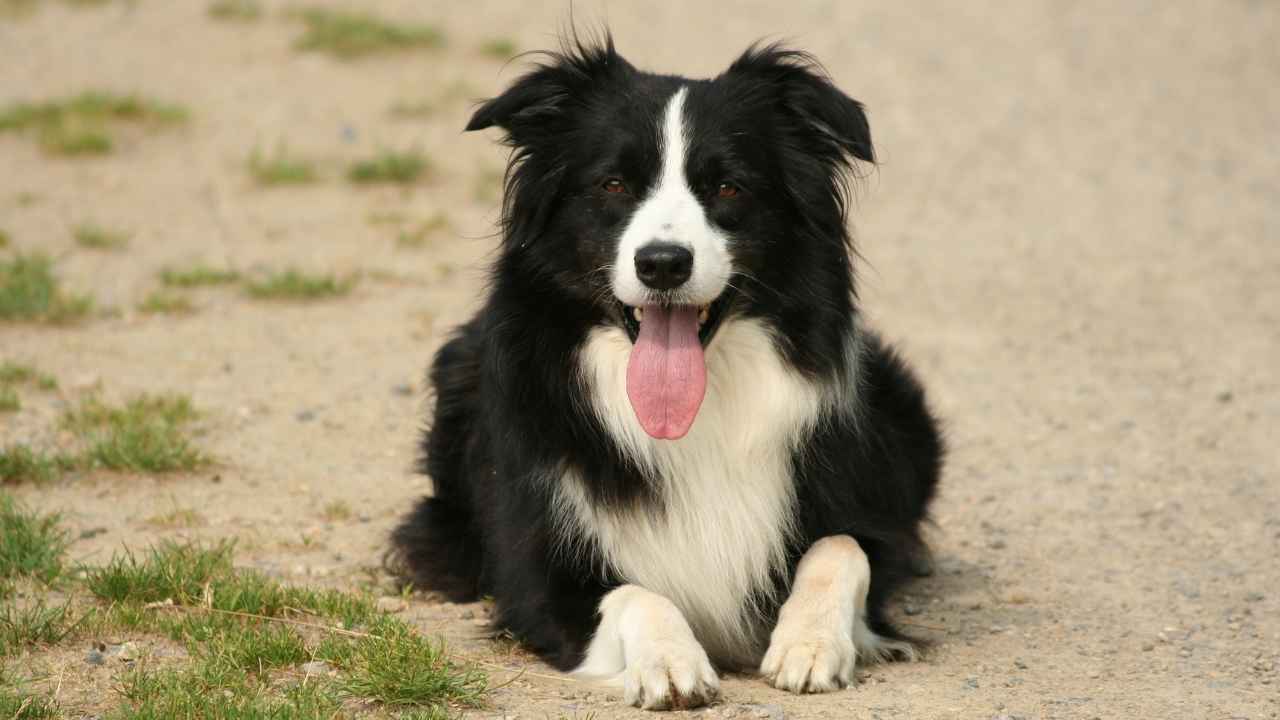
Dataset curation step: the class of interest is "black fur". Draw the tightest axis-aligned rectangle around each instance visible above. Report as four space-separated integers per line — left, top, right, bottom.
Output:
390 35 943 673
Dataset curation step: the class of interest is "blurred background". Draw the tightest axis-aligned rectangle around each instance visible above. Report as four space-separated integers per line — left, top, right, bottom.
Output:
1 2 1276 718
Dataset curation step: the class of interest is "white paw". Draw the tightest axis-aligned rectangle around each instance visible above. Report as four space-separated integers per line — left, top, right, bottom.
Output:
622 635 720 710
760 623 856 694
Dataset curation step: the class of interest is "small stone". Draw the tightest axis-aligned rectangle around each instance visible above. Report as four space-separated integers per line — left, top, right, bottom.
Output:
1245 592 1265 602
1142 643 1155 652
904 604 922 616
1014 659 1028 670
79 527 108 540
85 649 106 665
296 410 316 422
1216 390 1234 403
392 383 413 396
460 610 476 620
744 705 784 720
965 677 980 689
988 538 1007 550
1087 670 1100 679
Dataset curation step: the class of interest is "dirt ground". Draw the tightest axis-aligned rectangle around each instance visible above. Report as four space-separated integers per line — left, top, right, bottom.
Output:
3 1 1278 718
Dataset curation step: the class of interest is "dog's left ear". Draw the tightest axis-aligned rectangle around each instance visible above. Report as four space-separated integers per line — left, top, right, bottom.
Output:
728 44 875 164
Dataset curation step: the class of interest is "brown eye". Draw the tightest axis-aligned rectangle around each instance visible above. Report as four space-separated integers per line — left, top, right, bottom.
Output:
603 178 627 194
717 182 739 199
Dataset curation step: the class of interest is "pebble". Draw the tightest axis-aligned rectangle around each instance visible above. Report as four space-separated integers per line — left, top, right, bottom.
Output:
904 604 922 616
1142 643 1155 652
988 538 1007 550
1245 592 1265 602
460 610 476 620
392 383 414 396
296 410 316 422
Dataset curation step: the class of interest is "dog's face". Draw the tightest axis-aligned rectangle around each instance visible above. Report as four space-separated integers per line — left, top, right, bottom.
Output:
469 38 873 438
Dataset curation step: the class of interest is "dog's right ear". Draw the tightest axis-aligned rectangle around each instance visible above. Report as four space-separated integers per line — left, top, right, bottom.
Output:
465 33 628 144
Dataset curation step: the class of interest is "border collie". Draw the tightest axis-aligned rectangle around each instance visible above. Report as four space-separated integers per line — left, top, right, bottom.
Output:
391 34 943 710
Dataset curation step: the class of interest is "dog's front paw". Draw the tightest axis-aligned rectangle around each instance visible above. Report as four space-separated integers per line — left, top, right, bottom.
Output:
760 622 856 694
622 635 720 710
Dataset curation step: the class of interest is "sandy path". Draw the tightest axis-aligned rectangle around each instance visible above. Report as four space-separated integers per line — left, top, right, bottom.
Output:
3 2 1277 718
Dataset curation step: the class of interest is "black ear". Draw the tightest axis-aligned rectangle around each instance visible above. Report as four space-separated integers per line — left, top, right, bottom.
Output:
464 33 628 143
728 43 874 163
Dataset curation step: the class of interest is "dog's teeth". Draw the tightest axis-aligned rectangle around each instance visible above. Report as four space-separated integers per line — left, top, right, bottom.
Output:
634 307 643 323
698 307 709 325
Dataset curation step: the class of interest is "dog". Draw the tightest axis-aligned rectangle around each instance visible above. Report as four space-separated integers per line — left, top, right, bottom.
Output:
390 34 943 710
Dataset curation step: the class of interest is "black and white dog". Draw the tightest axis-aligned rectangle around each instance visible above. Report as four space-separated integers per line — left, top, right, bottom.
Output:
392 35 943 710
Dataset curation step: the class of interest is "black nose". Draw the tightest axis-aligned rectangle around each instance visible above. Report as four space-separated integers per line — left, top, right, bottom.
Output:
635 243 693 291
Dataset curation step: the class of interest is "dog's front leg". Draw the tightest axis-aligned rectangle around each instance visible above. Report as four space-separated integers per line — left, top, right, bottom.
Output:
761 535 914 693
574 585 719 710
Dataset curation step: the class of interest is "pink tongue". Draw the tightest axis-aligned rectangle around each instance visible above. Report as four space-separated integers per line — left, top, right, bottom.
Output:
626 305 706 440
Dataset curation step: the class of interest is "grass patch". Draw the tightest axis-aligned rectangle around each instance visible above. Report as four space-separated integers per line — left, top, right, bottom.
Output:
319 500 352 523
479 37 517 59
11 522 486 717
0 253 94 323
0 228 9 248
0 600 82 655
144 507 205 529
0 446 75 485
158 265 240 288
0 362 58 390
348 148 427 185
62 394 207 473
293 8 444 59
0 386 16 412
0 672 60 719
137 291 194 316
248 144 318 186
73 223 130 250
396 214 449 249
207 0 260 21
0 494 68 584
0 92 186 156
245 270 356 301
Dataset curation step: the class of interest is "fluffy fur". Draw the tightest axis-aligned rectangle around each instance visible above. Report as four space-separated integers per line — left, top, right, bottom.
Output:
390 33 943 703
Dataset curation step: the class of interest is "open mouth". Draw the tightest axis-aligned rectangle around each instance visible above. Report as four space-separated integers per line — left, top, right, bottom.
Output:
617 292 731 441
619 293 730 347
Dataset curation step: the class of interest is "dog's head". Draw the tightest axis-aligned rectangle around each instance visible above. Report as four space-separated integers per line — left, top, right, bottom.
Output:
469 35 873 439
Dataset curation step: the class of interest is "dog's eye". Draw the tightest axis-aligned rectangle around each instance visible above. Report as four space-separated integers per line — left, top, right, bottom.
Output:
602 179 627 194
717 182 740 199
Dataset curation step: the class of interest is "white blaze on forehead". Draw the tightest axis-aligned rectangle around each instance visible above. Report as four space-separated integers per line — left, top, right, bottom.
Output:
612 87 732 307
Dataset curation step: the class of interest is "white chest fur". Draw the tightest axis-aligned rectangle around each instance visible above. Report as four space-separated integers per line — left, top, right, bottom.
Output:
562 319 828 664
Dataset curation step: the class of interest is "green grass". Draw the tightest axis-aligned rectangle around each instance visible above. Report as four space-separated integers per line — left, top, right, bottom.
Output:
1 600 82 656
0 92 187 156
2 512 487 717
158 265 240 288
245 270 356 301
72 223 130 250
0 385 17 412
0 362 58 390
207 0 260 21
0 671 60 719
137 291 194 316
0 494 68 585
348 148 427 185
396 214 449 249
0 446 75 485
292 8 444 59
479 37 517 59
0 253 94 323
0 228 9 248
62 394 207 473
248 145 318 186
